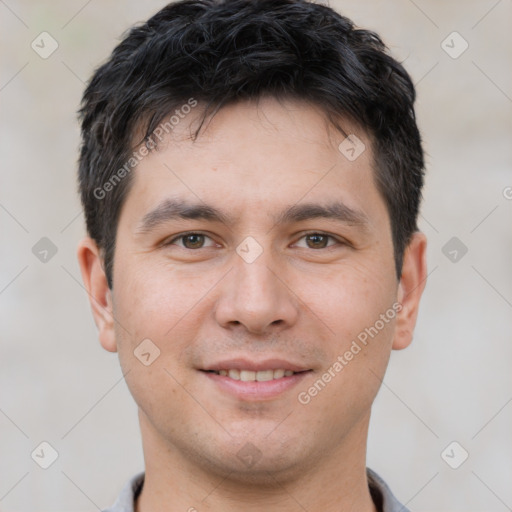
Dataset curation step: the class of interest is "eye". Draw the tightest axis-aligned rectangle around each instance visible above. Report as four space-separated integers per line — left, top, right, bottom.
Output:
294 232 340 249
164 232 218 249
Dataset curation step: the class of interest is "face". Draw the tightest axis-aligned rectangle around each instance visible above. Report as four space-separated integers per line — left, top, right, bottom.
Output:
79 97 426 484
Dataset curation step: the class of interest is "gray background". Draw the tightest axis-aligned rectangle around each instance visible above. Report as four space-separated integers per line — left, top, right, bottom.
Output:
1 0 511 510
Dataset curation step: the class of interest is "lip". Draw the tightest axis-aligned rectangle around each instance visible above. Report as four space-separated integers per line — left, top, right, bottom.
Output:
202 358 310 373
201 370 311 400
200 358 312 401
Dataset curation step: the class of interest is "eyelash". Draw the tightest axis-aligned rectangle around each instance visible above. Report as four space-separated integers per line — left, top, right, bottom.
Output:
163 231 344 250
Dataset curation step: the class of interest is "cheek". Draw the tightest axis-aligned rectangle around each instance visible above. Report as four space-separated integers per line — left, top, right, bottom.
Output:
113 255 196 339
296 258 398 413
301 259 397 343
111 257 193 424
111 255 225 384
295 270 397 433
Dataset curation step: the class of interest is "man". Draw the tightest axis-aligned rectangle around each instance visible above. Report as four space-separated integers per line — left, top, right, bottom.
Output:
76 0 427 510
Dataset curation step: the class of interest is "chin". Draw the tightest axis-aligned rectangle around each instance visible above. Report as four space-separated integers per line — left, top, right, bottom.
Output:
185 431 319 486
205 452 309 487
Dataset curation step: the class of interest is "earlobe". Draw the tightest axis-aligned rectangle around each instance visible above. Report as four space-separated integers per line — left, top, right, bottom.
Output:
392 231 428 351
77 237 118 353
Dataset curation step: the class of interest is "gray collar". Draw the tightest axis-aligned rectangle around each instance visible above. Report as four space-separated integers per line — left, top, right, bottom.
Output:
103 468 409 512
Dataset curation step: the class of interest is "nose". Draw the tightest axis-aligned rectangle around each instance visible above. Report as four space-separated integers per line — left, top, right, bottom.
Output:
214 245 299 335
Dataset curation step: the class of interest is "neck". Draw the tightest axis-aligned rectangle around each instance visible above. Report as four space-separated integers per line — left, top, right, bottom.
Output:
135 412 377 512
135 411 377 512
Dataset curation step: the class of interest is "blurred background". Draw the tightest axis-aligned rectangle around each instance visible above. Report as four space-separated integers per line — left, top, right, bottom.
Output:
1 1 511 510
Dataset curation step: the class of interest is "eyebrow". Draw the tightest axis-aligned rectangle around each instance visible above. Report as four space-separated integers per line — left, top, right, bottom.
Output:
136 198 369 234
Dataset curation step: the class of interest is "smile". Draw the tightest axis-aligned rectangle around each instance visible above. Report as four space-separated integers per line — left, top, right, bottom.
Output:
207 369 296 381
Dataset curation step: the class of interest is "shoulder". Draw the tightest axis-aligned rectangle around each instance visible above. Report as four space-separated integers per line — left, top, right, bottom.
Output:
101 472 145 512
367 468 409 512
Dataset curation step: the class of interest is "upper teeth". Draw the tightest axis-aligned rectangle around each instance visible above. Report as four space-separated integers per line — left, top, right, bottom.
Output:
216 369 294 381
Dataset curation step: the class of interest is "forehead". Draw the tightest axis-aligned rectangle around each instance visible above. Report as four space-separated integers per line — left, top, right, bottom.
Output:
120 97 385 231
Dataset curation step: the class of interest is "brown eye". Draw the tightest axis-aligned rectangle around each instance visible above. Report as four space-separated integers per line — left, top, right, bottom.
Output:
181 234 205 249
295 233 339 250
165 232 216 249
305 234 330 249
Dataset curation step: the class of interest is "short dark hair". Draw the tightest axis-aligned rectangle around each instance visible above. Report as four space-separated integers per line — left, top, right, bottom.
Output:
78 0 424 289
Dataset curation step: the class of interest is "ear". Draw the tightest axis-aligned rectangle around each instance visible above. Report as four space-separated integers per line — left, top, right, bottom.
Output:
392 231 428 351
76 237 117 353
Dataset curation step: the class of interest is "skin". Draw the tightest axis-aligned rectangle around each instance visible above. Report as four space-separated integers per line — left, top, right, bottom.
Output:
78 97 427 512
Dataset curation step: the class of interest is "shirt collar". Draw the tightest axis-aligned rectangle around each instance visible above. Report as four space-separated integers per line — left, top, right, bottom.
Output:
103 468 409 512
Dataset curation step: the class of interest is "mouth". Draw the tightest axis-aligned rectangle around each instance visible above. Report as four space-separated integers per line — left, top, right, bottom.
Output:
204 368 303 381
200 359 312 400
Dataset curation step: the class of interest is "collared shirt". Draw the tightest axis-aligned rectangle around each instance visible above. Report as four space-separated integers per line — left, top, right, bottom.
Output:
102 468 409 512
